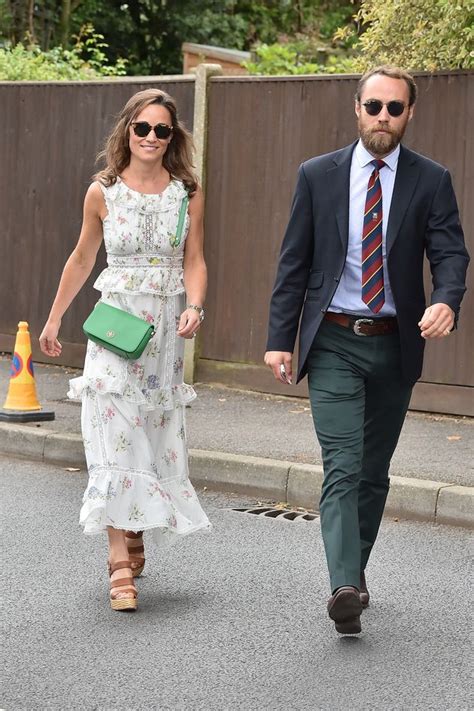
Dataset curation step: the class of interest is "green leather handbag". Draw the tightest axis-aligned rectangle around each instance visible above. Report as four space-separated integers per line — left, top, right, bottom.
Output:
83 302 155 359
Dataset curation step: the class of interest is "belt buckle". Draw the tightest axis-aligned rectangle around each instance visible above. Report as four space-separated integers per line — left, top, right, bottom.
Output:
353 318 374 336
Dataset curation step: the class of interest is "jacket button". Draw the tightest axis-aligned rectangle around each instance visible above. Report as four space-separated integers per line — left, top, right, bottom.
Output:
334 277 339 282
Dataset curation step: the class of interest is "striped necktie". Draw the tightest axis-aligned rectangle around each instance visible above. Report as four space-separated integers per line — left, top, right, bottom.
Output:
362 159 385 313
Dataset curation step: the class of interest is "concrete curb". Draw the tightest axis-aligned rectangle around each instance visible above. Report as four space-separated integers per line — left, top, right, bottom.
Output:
1 423 472 528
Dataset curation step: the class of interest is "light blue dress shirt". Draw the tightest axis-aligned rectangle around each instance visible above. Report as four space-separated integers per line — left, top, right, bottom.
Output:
329 140 400 317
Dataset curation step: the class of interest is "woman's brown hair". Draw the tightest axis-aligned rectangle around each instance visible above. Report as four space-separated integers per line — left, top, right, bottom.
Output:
94 88 198 194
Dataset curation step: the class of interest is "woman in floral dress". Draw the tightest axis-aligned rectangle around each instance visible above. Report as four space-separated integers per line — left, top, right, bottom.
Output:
39 89 211 611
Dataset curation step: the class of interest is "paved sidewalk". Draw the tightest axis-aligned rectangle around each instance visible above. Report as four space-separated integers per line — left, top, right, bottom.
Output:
0 355 473 527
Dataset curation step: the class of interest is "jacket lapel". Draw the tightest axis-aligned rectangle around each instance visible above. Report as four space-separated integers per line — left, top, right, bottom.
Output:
327 142 356 251
386 145 420 255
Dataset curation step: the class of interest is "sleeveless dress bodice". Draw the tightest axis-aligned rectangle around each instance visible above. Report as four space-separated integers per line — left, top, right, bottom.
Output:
94 176 190 296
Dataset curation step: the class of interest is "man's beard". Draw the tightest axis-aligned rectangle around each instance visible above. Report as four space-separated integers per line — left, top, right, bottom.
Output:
359 121 407 156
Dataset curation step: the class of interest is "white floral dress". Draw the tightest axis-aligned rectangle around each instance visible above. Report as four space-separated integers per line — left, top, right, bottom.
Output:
68 177 211 544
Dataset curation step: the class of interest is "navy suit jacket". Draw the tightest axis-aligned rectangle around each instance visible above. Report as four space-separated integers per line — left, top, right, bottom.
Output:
266 142 470 384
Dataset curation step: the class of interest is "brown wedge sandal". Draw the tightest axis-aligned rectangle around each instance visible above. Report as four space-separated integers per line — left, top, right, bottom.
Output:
125 531 145 577
109 560 138 611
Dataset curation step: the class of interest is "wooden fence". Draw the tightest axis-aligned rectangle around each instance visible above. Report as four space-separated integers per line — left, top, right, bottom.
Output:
1 71 472 414
199 71 473 416
0 77 194 365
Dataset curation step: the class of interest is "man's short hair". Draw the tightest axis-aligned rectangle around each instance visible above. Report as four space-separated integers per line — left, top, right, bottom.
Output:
356 66 418 106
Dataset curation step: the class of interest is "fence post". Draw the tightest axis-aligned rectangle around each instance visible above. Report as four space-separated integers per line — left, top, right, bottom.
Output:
184 63 223 384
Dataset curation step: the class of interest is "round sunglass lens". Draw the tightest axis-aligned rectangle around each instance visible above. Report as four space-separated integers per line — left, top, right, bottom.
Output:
364 101 383 116
388 102 405 117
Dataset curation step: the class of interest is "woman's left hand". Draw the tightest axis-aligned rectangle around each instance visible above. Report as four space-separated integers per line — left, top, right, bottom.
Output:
177 307 203 339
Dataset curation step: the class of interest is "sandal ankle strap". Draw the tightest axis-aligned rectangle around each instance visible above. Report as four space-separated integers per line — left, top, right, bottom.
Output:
129 544 144 554
109 560 132 575
110 576 135 589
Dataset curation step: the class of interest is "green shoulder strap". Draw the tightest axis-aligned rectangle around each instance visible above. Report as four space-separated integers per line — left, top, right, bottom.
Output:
171 194 189 248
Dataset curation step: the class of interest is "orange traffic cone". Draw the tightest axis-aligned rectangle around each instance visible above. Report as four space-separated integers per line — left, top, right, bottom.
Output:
0 321 55 422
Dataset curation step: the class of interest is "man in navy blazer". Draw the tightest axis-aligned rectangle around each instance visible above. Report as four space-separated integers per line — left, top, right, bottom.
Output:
265 66 469 635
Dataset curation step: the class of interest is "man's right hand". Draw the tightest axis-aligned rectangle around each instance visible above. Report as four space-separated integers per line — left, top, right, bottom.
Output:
264 351 293 385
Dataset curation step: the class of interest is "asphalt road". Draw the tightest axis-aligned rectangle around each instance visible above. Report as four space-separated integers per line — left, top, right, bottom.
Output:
2 455 473 710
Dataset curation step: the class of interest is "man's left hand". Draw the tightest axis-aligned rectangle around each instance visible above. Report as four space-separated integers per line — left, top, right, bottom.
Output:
418 303 455 339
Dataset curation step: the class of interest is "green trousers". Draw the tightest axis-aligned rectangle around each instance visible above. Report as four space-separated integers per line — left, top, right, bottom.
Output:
307 320 413 592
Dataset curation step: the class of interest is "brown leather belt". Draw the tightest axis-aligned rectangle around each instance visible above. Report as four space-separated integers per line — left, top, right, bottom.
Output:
324 311 398 336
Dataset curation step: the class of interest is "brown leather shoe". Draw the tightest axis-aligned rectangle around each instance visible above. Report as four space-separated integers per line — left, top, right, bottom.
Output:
360 572 369 608
327 586 362 634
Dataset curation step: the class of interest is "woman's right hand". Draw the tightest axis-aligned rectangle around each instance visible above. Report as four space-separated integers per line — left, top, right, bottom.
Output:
39 320 62 357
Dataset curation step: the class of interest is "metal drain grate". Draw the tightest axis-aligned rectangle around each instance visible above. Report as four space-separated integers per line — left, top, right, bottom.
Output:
231 506 319 521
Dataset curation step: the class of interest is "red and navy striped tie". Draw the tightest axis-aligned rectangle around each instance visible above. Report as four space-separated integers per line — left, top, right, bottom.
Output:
362 159 385 313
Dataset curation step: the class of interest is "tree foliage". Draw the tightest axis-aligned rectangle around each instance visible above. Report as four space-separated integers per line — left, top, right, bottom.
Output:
243 41 355 75
1 0 84 48
243 43 318 75
1 0 471 79
247 0 473 74
0 1 359 76
336 0 474 71
71 0 348 75
0 24 127 80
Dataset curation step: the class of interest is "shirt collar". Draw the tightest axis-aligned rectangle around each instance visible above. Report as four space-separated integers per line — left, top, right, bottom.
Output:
355 139 400 172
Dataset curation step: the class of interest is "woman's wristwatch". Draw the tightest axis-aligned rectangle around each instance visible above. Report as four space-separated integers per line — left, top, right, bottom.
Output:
186 304 205 322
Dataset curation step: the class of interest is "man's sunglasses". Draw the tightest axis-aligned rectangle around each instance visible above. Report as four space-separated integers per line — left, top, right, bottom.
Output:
131 121 173 139
362 100 407 117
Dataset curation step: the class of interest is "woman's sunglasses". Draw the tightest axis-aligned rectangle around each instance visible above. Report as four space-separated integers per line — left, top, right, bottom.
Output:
362 100 407 117
131 121 173 139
